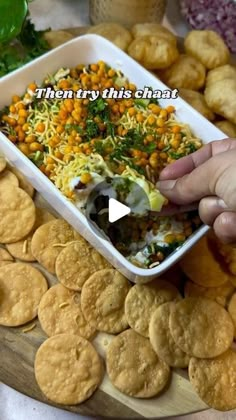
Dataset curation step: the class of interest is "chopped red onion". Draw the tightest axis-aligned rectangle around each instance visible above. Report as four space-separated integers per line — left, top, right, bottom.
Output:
180 0 236 53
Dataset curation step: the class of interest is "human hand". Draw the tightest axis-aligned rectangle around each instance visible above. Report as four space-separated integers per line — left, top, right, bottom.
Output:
157 138 236 243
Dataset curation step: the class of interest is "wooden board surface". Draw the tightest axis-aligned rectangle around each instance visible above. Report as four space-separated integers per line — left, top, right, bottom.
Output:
0 194 208 418
1 25 228 418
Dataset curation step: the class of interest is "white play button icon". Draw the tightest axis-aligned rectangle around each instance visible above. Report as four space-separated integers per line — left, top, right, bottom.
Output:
108 198 131 223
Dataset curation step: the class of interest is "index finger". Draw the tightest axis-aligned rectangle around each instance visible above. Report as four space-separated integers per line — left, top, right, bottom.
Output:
159 138 235 181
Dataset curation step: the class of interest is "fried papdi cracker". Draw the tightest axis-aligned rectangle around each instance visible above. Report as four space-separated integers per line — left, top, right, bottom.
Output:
31 219 80 273
189 350 236 411
215 238 236 280
184 280 234 307
6 208 55 262
9 166 34 198
35 334 103 405
38 284 96 340
169 297 234 358
124 279 181 337
0 263 48 326
0 170 19 188
180 235 230 287
56 240 111 291
0 248 14 262
149 303 190 368
0 186 36 243
0 261 14 267
228 293 236 338
81 269 130 334
0 156 6 173
106 329 170 398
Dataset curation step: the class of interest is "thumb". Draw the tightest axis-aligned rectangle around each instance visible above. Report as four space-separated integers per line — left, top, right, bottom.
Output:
157 149 236 207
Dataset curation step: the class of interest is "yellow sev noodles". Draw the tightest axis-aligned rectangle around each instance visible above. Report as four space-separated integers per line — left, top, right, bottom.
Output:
0 61 202 200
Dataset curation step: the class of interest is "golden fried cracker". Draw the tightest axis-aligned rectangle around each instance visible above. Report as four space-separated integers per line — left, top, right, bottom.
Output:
228 293 236 338
38 284 96 340
35 334 103 405
125 279 181 337
56 240 111 291
189 350 236 410
9 166 34 197
31 219 80 273
0 261 14 267
180 235 230 287
184 280 234 307
0 186 36 243
170 297 234 358
0 156 6 173
149 302 190 368
0 170 19 188
81 269 130 334
6 208 55 262
0 263 48 326
106 329 170 398
0 248 14 262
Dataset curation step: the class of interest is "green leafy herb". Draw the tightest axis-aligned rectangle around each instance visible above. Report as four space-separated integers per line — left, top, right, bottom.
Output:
87 97 115 139
143 142 156 153
94 141 105 155
169 151 185 159
134 98 150 109
188 143 197 153
65 124 83 134
87 97 108 117
86 120 100 140
106 121 115 138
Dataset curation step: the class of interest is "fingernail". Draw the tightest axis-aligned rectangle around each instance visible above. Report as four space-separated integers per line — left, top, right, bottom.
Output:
156 180 176 191
217 199 228 209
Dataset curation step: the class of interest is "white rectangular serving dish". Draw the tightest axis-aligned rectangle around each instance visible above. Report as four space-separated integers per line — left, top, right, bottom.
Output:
0 34 226 283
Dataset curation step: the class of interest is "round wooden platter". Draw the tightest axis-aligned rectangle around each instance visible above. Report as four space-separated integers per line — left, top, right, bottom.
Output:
0 28 210 417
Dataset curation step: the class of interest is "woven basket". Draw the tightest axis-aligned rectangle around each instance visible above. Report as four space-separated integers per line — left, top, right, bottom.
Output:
89 0 167 26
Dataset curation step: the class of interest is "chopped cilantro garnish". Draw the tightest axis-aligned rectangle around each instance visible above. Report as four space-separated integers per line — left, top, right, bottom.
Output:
65 124 83 134
87 97 108 117
94 141 105 154
188 143 197 153
169 151 185 159
86 120 100 140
